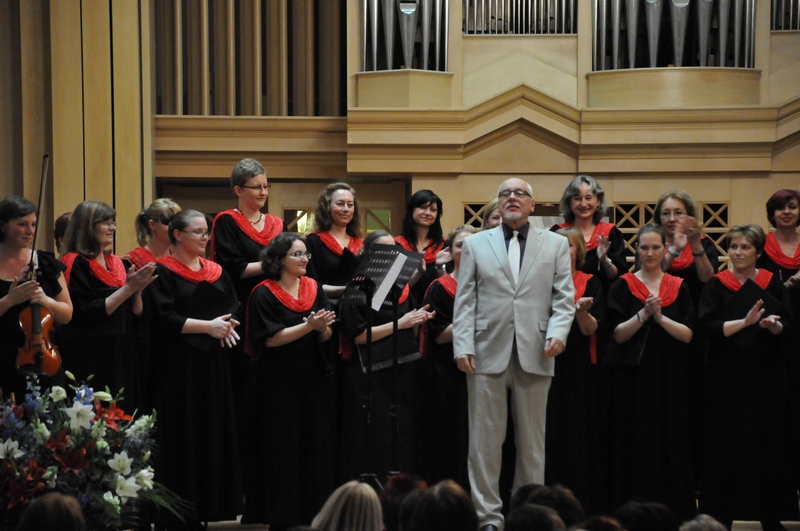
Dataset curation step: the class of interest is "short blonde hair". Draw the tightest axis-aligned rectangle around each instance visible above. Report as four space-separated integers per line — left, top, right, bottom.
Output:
311 481 383 531
556 227 586 268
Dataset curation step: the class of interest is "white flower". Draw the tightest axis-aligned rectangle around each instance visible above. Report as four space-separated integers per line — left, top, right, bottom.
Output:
96 440 109 451
93 391 113 402
107 451 133 476
48 386 67 402
103 491 121 514
64 401 94 430
135 467 154 490
32 420 51 445
127 415 154 437
43 467 58 489
0 439 24 460
91 418 107 440
115 475 142 499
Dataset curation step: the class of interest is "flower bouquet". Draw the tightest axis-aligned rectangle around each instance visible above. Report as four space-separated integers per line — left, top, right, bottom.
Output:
0 373 187 530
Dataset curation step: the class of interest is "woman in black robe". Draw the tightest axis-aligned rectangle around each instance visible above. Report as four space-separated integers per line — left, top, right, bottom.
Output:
544 227 604 514
0 196 72 400
698 224 799 529
422 224 477 490
604 223 695 519
339 230 435 482
144 209 242 528
245 232 336 530
58 200 155 409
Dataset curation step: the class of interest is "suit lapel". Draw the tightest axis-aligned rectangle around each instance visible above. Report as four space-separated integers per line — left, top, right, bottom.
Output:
488 227 516 285
519 227 542 283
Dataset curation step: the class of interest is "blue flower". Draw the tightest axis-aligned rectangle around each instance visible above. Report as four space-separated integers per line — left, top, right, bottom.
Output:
74 385 94 405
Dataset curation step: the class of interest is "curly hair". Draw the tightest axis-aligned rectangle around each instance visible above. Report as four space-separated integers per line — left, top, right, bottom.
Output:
558 175 607 225
312 182 361 237
259 232 304 280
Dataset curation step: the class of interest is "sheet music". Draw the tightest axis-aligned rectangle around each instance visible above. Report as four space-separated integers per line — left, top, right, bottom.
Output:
372 253 407 312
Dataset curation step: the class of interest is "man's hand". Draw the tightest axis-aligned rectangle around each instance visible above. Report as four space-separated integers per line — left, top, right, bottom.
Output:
544 338 565 358
456 354 475 374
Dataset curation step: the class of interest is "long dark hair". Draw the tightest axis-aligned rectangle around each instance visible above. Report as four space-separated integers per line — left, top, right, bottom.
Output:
400 190 443 250
312 182 361 237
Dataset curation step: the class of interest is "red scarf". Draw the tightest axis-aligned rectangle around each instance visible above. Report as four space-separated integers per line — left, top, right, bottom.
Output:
620 272 682 308
245 276 318 359
158 256 223 284
419 274 457 358
209 209 283 260
669 235 712 271
394 236 444 264
314 232 364 256
558 221 614 251
124 246 157 269
715 268 773 292
572 271 598 364
61 252 127 288
763 233 800 270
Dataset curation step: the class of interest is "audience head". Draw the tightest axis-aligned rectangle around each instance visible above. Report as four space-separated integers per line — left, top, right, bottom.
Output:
653 190 698 230
63 200 116 258
379 473 428 531
54 211 72 254
678 514 727 531
0 196 37 245
482 198 501 230
506 504 565 531
559 175 607 225
167 209 207 246
525 484 585 528
557 227 587 268
612 500 679 531
765 188 800 228
569 515 626 531
727 223 766 255
401 189 444 247
230 157 267 190
16 492 86 531
360 230 394 257
260 232 305 280
397 486 426 531
313 182 361 238
510 483 544 512
135 198 181 247
311 480 383 531
404 480 478 531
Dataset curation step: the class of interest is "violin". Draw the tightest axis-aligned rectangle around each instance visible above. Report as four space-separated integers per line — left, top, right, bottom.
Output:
15 153 62 377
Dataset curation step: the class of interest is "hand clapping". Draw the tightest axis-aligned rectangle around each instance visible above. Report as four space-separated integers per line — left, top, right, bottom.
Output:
304 309 336 332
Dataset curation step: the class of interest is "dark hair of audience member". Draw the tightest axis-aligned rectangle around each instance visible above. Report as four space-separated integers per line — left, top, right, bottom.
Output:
678 514 727 531
54 211 72 254
359 230 392 258
510 483 544 512
612 500 679 531
380 473 428 531
397 486 425 531
404 480 478 531
16 492 86 531
506 504 566 531
569 515 626 531
286 526 318 531
526 484 586 527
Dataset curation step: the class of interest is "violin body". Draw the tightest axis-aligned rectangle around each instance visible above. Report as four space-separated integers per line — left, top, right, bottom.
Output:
17 303 62 377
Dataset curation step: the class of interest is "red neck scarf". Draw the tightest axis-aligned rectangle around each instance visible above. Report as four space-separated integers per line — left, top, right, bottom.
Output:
315 232 364 256
558 221 614 251
419 274 457 358
158 256 222 284
572 271 598 364
210 209 283 259
668 235 712 271
763 232 800 270
124 246 157 269
715 268 773 292
620 272 682 307
62 252 127 288
394 236 444 264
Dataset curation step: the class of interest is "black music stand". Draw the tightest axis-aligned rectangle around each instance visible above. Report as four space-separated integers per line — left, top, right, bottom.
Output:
340 243 423 486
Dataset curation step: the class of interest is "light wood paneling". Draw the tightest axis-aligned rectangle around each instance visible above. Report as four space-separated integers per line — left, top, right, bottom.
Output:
0 0 22 200
266 0 288 116
50 0 85 215
292 0 314 116
141 0 156 206
240 0 262 116
112 0 145 254
318 0 340 116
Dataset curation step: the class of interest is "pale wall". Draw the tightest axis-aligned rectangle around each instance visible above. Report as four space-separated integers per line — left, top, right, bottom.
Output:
769 33 800 105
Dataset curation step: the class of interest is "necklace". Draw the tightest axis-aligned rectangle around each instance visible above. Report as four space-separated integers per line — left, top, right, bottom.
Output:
236 209 263 225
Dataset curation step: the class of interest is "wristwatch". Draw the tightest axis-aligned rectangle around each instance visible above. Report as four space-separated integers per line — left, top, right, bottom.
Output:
667 247 681 258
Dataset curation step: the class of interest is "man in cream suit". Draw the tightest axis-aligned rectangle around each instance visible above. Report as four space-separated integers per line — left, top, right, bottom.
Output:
454 178 575 531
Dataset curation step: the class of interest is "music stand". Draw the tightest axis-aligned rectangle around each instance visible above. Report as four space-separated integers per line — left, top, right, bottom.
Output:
340 243 423 486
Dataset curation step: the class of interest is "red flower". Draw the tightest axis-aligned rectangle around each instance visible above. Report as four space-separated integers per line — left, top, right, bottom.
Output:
1 459 46 510
53 446 88 475
46 427 71 453
94 401 132 432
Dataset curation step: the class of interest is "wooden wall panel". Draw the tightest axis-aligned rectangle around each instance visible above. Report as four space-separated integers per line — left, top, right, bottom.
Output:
292 0 314 116
50 0 85 215
318 0 340 116
81 0 113 205
266 0 287 116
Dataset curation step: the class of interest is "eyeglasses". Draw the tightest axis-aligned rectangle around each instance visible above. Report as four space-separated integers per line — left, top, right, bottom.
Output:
241 184 272 192
660 210 686 219
286 251 312 259
99 220 117 228
182 230 211 239
498 189 532 199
